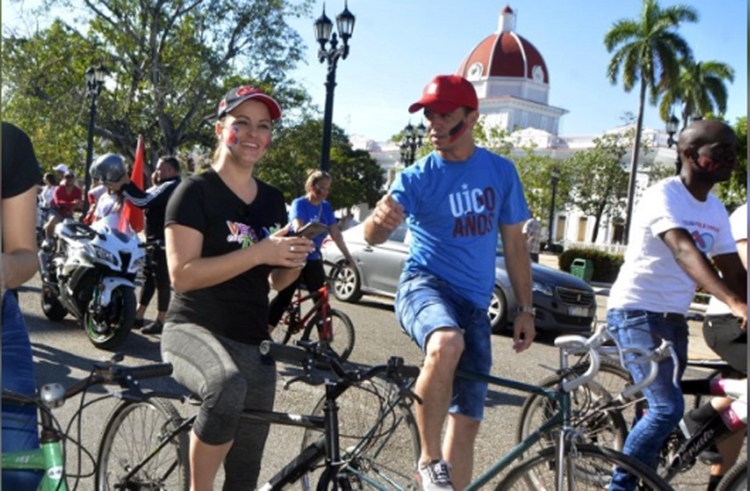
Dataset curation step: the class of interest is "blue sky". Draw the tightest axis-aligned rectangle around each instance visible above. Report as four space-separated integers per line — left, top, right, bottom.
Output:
287 0 747 142
4 0 746 143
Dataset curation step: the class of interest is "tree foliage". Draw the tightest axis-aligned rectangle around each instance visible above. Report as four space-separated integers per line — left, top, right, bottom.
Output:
604 0 698 242
658 58 735 129
2 0 314 175
258 118 385 211
714 116 747 212
565 133 631 243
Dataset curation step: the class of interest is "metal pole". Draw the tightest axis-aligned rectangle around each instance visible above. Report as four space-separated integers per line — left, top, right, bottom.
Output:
547 179 557 248
82 90 97 216
320 50 339 173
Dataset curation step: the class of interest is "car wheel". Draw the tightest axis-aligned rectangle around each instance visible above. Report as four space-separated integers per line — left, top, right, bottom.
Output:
331 261 363 303
489 287 508 333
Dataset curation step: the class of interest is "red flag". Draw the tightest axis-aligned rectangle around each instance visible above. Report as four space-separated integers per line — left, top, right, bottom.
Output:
119 135 146 233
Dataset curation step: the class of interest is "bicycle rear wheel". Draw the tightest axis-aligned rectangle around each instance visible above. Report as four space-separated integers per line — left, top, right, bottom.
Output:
95 398 189 491
496 443 671 490
299 377 420 490
309 309 356 361
718 457 748 491
516 374 628 457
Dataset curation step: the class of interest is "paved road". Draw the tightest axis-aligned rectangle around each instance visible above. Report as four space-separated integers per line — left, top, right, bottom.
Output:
16 271 722 489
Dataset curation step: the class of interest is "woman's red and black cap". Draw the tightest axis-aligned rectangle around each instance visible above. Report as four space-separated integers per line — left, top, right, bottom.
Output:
217 86 282 121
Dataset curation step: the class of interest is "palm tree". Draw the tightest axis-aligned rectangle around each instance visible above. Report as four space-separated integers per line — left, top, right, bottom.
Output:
658 58 735 129
604 0 698 244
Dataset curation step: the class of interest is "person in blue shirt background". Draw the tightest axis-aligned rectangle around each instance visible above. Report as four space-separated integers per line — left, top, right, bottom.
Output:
268 170 354 331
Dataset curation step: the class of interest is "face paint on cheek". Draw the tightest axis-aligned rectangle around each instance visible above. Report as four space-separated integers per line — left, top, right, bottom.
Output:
698 155 721 173
227 125 239 145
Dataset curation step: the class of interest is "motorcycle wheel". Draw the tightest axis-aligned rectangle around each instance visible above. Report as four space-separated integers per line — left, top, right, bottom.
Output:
40 286 68 321
84 286 136 350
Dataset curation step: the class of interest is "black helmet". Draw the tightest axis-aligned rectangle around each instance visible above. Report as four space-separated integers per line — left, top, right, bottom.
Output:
91 153 126 183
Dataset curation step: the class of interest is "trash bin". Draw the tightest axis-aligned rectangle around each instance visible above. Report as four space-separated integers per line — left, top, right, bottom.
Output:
570 258 594 283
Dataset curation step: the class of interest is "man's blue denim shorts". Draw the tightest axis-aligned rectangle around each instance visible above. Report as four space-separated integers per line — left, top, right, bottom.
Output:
395 271 492 420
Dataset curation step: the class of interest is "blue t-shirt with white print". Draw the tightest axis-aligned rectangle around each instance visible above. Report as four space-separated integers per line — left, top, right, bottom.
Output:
390 147 530 309
289 197 337 260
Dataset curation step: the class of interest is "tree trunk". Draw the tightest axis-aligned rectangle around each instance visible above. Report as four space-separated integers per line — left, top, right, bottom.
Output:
623 79 647 245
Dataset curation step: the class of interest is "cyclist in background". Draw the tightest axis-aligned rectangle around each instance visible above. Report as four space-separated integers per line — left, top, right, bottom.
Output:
1 121 44 490
690 201 747 491
267 170 355 333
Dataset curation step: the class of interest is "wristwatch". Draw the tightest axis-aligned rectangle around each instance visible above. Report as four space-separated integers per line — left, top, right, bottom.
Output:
517 305 536 318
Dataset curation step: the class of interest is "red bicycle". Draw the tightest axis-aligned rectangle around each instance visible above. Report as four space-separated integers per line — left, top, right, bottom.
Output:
269 261 356 360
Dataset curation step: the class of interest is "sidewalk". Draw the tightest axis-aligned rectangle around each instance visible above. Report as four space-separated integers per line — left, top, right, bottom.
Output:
539 253 719 361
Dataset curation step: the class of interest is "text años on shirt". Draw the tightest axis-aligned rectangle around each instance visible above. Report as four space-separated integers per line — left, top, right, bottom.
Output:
450 185 497 238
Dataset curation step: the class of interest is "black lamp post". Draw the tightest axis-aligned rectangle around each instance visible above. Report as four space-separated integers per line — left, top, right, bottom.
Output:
315 1 355 172
546 166 561 250
666 114 679 148
82 64 107 216
399 122 426 166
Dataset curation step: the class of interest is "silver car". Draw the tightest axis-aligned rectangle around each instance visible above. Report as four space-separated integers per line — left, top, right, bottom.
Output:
321 223 596 333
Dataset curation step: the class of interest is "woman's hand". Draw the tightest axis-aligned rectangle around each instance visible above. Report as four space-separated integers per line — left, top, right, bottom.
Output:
261 235 315 269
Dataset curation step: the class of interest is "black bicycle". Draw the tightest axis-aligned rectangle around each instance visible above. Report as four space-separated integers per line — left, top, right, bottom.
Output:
94 340 421 490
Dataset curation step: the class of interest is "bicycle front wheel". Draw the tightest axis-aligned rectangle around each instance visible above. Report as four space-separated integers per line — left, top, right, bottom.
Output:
95 398 190 491
309 309 356 361
516 374 628 457
718 457 748 491
299 377 420 490
496 443 671 490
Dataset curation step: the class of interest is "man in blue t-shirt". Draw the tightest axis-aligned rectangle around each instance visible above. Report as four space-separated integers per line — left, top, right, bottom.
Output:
363 75 535 491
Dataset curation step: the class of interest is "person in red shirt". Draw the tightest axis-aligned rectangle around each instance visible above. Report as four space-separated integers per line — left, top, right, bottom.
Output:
44 171 82 238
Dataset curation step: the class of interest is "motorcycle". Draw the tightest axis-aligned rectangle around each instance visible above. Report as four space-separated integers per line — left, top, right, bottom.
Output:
38 216 146 350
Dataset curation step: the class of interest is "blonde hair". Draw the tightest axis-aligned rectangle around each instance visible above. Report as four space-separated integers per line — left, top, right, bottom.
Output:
305 170 332 192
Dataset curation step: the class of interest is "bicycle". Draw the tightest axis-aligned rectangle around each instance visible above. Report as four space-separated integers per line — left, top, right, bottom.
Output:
270 260 356 360
717 456 747 491
1 354 173 491
517 323 747 487
298 330 671 490
95 340 421 490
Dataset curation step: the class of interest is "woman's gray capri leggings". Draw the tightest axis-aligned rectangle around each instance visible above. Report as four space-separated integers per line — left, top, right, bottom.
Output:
161 322 276 489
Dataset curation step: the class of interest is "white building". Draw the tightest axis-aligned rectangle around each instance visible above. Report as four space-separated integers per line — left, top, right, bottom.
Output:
355 4 677 249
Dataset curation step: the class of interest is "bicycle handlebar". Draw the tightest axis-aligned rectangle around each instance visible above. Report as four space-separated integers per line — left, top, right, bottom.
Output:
259 340 422 402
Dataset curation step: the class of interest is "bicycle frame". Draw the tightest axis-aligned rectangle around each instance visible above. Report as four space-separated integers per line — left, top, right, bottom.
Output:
287 284 333 340
2 400 68 491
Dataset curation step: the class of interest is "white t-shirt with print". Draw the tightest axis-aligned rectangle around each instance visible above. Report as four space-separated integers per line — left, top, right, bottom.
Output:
608 176 736 315
705 203 747 315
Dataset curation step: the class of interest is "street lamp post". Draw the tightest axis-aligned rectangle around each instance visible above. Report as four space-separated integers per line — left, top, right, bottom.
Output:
82 64 107 216
546 166 561 250
399 122 426 166
314 1 355 172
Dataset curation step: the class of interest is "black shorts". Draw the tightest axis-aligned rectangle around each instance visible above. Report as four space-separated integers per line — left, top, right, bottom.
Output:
702 314 747 375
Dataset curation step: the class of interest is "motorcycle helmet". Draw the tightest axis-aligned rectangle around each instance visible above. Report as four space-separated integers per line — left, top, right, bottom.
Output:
90 153 127 183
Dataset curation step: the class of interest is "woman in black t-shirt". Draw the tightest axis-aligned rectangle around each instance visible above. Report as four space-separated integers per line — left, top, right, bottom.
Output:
160 87 314 490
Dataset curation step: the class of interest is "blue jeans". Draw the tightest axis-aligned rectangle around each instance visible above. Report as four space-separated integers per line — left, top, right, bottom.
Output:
607 308 688 491
1 290 42 490
395 271 492 420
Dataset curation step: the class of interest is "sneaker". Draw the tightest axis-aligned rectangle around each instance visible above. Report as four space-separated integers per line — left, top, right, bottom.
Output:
417 460 454 490
141 320 163 335
134 318 145 328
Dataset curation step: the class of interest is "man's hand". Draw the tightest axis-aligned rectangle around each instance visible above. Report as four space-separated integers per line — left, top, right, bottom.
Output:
728 299 748 331
371 194 404 232
512 313 535 353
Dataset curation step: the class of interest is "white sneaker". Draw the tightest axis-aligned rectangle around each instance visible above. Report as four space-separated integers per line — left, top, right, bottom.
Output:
417 460 455 490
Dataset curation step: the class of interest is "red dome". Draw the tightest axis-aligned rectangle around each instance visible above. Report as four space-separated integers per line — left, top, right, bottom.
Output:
457 31 549 84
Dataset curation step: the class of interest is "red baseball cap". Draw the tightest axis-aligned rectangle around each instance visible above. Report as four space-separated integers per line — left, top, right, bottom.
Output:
408 75 478 114
217 85 282 121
